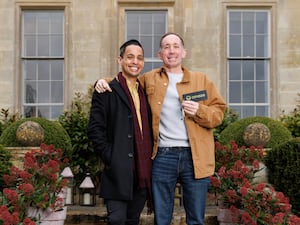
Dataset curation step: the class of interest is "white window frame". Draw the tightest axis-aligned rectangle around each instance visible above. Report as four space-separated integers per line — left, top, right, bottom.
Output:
227 9 271 118
21 10 65 119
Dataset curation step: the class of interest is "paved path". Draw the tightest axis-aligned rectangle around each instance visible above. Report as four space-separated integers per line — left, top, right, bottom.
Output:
65 205 218 225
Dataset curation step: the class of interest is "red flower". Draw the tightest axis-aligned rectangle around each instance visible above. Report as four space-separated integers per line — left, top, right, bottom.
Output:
23 217 36 225
18 183 34 197
211 141 300 225
1 144 69 224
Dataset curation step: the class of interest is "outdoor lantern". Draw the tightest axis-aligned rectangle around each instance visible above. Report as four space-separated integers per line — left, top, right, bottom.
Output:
61 166 75 205
79 173 96 206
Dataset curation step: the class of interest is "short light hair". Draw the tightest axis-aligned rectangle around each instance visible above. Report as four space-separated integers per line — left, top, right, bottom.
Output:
159 32 185 48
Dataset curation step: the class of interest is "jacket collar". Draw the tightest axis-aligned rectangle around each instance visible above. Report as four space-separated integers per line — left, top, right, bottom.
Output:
159 66 191 83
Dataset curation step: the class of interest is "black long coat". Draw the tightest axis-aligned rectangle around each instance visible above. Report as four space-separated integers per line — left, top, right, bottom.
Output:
88 78 148 200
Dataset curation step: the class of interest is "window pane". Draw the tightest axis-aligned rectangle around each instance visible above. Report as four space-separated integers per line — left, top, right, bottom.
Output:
38 106 50 118
154 14 166 35
229 82 241 103
38 61 50 80
51 81 63 103
51 106 64 119
256 35 268 57
51 13 64 33
256 61 268 80
38 81 50 103
229 12 241 34
243 35 254 57
154 35 161 55
243 106 255 118
51 61 63 80
24 61 37 80
256 81 268 103
229 35 241 57
141 36 152 58
38 36 49 56
37 13 49 34
243 81 254 103
24 36 36 56
143 62 152 74
24 106 37 117
256 12 268 34
24 13 36 33
127 14 139 35
242 61 254 80
231 106 242 117
243 12 254 34
51 35 63 56
229 60 241 80
256 106 268 116
25 82 37 103
140 14 152 34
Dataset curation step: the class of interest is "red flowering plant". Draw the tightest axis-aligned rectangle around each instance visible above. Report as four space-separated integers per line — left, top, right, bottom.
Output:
239 182 300 225
210 140 264 208
0 143 69 225
210 140 300 224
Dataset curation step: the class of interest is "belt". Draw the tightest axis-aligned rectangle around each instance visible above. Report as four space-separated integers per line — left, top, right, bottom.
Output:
158 146 191 151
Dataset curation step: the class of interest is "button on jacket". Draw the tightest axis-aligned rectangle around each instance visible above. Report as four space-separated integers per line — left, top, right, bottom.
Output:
138 66 226 179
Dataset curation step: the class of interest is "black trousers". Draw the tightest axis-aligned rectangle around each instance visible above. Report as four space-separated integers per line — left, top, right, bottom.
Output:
105 188 147 225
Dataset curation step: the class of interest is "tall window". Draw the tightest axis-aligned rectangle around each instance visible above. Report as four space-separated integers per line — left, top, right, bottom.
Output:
126 10 167 73
227 10 270 118
22 10 64 119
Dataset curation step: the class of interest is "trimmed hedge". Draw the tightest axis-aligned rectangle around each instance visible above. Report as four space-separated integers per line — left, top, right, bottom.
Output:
218 116 293 149
265 137 300 215
0 117 72 157
0 144 11 191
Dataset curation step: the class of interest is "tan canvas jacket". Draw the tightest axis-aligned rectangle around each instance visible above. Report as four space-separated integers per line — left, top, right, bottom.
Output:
139 66 226 179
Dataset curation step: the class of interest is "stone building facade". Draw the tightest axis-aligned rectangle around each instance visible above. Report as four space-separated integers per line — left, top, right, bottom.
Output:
0 0 299 119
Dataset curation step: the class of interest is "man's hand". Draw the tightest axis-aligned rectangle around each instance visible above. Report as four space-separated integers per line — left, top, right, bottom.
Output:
182 100 199 116
95 79 112 93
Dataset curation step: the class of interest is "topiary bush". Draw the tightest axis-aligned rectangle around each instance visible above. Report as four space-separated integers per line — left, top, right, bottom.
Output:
218 116 293 149
0 117 72 157
279 100 300 138
0 108 21 136
264 137 300 215
0 144 12 191
213 107 239 142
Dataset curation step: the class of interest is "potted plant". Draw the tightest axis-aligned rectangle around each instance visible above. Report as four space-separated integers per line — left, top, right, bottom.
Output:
0 143 69 225
210 141 264 206
210 141 300 225
239 182 300 224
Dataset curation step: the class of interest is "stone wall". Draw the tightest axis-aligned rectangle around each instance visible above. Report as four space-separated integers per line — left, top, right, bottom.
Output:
0 0 300 116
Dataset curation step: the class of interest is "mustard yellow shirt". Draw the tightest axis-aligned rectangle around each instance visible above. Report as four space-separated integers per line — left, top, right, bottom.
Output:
126 79 142 134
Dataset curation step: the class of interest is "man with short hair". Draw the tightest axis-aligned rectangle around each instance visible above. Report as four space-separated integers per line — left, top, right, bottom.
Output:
88 39 153 225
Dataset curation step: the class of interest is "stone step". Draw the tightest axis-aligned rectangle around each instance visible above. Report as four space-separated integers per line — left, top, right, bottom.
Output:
65 205 218 225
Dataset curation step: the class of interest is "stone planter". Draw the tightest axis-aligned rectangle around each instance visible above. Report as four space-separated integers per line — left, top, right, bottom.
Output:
28 206 67 225
217 207 241 225
5 146 40 169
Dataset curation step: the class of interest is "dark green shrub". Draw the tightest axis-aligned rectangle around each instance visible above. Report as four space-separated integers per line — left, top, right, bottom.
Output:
0 108 21 136
59 90 103 186
218 116 293 149
0 144 12 191
279 94 300 138
264 137 300 215
213 107 239 142
0 117 72 157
